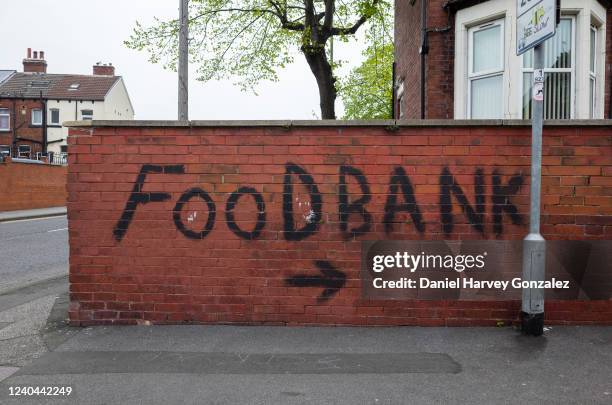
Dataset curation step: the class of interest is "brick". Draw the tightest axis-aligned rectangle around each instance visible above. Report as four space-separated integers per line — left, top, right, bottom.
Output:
65 124 612 327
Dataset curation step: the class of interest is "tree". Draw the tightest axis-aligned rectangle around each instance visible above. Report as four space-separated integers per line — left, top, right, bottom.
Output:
125 0 390 119
340 43 393 119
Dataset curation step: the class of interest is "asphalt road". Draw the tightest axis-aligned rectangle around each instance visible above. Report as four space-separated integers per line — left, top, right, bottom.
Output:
0 215 71 381
0 216 68 294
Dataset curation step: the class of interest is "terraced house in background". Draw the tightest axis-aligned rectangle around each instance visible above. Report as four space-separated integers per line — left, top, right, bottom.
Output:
395 0 611 120
0 48 134 162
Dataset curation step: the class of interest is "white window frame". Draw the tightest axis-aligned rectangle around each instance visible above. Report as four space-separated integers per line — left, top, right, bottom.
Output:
467 19 505 119
50 108 60 125
81 109 93 120
0 145 10 156
18 144 31 158
519 16 576 119
0 108 10 131
589 24 597 119
31 108 43 126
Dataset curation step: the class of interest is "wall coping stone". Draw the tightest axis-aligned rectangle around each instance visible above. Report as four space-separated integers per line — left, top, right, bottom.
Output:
63 119 612 128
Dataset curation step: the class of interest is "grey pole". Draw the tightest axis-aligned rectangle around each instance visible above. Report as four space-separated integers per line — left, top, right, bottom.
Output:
178 0 189 121
521 43 546 336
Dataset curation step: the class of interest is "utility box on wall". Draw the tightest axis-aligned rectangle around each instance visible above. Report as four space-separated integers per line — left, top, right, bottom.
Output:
65 121 612 326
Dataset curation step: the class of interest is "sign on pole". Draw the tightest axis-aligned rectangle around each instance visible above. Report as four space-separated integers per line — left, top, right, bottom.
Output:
516 0 556 55
532 69 544 101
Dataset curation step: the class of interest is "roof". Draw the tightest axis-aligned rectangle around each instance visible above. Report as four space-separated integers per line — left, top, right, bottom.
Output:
0 70 15 84
0 72 120 100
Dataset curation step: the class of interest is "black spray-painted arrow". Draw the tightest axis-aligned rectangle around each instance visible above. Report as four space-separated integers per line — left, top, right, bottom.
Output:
285 260 346 303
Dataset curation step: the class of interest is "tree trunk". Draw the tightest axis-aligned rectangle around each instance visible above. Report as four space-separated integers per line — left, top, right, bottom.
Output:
303 47 337 119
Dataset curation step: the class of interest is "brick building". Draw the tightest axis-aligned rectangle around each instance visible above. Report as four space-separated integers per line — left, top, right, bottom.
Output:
0 49 134 160
394 0 612 120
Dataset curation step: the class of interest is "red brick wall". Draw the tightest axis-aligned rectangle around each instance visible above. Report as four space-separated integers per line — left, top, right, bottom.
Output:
394 0 422 119
0 99 45 157
424 0 455 119
394 0 455 119
67 124 612 326
0 158 67 211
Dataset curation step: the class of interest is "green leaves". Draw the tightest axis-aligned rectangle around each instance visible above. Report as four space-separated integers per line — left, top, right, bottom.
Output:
124 0 394 116
340 43 394 119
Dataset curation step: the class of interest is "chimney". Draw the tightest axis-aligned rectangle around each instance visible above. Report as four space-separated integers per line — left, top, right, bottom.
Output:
23 49 47 73
93 62 115 76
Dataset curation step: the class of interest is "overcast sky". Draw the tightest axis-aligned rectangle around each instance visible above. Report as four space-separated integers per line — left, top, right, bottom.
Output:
0 1 366 120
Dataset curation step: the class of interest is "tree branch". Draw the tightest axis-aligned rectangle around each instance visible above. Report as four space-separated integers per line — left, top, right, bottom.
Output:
330 0 380 36
323 0 334 30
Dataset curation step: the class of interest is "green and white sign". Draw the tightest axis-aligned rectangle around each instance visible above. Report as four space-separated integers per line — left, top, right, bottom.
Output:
516 0 556 55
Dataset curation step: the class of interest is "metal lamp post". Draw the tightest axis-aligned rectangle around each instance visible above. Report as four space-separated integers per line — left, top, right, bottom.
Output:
516 0 558 336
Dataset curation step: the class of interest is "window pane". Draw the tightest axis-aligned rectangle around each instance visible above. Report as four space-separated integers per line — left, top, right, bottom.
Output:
523 19 572 68
32 109 42 124
545 72 571 119
471 75 502 118
81 109 93 120
522 73 532 119
546 19 572 69
473 25 501 73
523 72 571 119
0 109 9 130
51 109 60 124
523 50 533 69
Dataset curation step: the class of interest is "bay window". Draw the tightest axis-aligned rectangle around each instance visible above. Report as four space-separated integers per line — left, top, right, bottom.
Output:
468 19 504 119
455 0 605 120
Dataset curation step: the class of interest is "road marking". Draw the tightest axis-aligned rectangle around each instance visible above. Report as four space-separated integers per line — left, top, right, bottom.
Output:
48 228 68 233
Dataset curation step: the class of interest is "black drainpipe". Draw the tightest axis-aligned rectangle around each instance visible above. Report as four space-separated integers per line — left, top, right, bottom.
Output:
391 61 396 118
420 0 428 119
11 99 17 157
40 91 47 154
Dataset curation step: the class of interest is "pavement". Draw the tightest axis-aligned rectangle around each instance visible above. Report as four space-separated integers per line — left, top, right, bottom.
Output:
0 325 611 404
0 207 67 223
0 212 611 404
